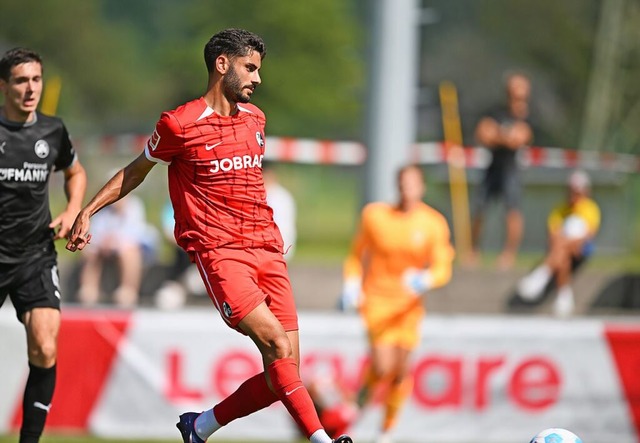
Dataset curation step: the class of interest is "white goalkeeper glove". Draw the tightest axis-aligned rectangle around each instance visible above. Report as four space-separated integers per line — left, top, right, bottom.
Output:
338 278 362 312
402 268 434 295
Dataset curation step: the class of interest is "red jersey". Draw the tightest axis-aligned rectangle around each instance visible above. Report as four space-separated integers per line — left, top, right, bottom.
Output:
144 97 283 254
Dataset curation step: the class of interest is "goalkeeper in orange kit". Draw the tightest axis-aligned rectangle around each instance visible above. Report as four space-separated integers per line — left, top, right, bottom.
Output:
339 164 455 443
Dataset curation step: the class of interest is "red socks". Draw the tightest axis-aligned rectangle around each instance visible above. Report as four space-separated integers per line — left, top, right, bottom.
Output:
267 357 323 438
212 358 324 439
213 372 278 426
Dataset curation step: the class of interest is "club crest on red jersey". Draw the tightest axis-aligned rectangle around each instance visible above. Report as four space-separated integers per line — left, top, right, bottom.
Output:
256 131 265 147
222 302 233 318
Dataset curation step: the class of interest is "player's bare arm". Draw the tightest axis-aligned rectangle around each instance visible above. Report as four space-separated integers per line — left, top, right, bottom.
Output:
50 159 87 240
504 120 532 150
475 117 501 148
66 152 156 252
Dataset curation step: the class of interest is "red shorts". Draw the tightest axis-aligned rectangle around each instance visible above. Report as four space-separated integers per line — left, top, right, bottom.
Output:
193 247 298 333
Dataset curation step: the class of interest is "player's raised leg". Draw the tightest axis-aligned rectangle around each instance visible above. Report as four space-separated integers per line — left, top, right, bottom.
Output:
177 302 353 443
239 303 339 443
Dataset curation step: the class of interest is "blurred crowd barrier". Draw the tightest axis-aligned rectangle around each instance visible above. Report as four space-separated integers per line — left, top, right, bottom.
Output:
55 134 638 255
46 135 639 312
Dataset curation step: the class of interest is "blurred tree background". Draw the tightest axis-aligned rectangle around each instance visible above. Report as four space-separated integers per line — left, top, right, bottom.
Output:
1 0 639 262
1 0 637 151
419 0 640 153
0 0 365 138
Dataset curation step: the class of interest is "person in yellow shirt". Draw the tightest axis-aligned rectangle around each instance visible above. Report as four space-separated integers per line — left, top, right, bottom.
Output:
516 170 600 317
340 165 455 443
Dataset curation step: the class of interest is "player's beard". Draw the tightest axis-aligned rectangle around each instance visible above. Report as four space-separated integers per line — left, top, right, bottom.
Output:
223 65 252 104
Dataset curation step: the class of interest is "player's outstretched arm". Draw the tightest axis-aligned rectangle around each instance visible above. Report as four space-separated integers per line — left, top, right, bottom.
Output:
66 153 156 252
403 217 455 294
50 159 87 240
340 220 368 311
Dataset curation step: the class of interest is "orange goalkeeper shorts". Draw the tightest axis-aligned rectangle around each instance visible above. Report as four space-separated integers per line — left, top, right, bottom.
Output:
361 295 425 350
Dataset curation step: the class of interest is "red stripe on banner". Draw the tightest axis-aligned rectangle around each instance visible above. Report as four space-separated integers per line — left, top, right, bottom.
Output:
438 142 448 164
10 309 133 431
319 140 334 164
280 137 296 162
605 325 640 442
564 149 579 168
528 147 545 166
463 146 474 167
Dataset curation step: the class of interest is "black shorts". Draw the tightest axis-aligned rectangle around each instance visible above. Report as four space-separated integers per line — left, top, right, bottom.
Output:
473 168 522 214
0 247 61 322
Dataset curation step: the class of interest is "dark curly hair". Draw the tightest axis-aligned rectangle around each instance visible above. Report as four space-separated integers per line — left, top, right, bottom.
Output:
204 28 266 73
0 48 42 81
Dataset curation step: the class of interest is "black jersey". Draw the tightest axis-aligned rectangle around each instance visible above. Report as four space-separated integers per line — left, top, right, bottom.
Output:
483 105 531 177
0 112 76 263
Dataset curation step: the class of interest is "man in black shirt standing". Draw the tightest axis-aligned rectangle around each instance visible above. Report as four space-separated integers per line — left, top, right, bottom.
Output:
469 72 533 270
0 48 87 443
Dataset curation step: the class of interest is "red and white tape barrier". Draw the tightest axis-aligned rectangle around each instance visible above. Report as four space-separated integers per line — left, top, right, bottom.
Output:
73 134 640 172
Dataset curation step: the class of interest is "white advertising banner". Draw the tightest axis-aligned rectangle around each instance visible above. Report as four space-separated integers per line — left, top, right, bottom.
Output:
0 308 638 443
0 312 28 427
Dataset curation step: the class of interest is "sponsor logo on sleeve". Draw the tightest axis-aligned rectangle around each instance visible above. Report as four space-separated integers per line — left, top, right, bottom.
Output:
148 130 161 151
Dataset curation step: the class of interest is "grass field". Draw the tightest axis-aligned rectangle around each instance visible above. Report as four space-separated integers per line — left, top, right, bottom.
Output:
0 437 173 443
0 436 275 443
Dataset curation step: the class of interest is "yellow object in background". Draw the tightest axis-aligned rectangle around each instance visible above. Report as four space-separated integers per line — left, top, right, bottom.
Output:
439 80 472 260
40 75 62 116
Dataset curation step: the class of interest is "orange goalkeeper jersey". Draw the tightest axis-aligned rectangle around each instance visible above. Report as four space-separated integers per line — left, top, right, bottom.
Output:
344 201 454 302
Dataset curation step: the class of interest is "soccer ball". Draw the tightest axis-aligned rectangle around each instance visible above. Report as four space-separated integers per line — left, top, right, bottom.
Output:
530 428 583 443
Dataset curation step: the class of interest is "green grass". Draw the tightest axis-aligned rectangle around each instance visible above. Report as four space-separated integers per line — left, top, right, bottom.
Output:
0 437 173 443
0 436 277 443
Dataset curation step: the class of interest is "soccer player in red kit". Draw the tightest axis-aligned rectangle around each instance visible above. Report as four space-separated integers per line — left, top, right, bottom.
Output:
66 29 353 443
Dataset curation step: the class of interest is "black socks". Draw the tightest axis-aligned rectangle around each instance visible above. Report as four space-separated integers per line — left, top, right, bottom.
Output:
20 363 56 443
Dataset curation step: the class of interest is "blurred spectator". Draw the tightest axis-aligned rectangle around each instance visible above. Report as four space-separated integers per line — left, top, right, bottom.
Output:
469 71 533 269
263 161 297 260
77 193 158 307
153 201 206 310
339 165 454 443
516 170 601 317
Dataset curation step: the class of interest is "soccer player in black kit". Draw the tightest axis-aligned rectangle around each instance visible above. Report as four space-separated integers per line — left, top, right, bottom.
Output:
0 48 87 443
